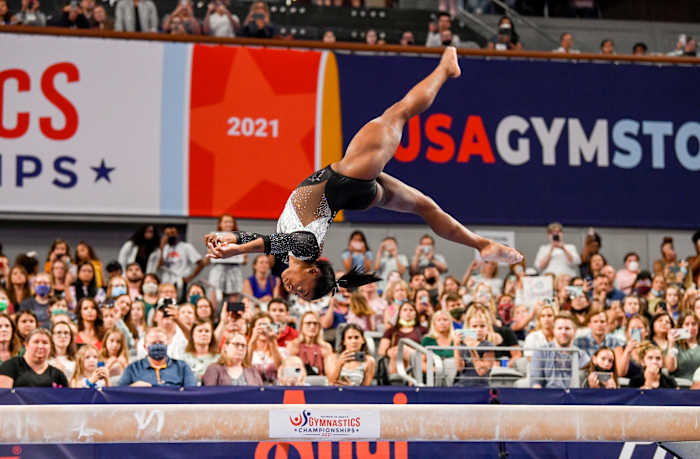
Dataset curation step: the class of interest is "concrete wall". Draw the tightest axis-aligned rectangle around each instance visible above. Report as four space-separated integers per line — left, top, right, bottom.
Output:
2 216 698 284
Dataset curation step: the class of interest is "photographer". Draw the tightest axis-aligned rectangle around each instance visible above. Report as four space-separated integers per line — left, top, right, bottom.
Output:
204 2 239 43
534 222 581 278
268 298 298 347
241 1 274 39
51 1 89 28
245 312 285 384
486 16 521 51
162 0 200 34
328 324 375 386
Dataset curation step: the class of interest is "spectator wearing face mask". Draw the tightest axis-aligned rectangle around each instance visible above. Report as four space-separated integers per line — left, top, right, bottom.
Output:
19 273 53 328
412 233 448 275
615 253 641 295
487 16 521 51
342 231 373 274
119 327 195 387
148 225 209 297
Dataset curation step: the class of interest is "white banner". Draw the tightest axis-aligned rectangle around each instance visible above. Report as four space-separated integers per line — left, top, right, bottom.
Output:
269 408 380 441
522 275 554 308
0 34 186 215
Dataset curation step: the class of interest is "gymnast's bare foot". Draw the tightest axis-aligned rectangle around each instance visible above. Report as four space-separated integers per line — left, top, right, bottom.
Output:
480 241 523 265
440 46 461 79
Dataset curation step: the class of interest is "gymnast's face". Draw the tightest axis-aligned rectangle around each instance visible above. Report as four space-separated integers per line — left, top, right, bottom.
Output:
281 263 320 301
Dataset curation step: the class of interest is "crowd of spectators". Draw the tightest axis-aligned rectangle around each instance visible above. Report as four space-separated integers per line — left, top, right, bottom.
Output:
0 0 698 57
2 215 700 392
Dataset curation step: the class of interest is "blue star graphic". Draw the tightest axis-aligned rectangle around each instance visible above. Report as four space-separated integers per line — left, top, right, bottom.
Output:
91 159 115 183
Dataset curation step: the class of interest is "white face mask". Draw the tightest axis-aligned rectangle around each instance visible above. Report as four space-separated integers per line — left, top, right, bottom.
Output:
628 261 640 272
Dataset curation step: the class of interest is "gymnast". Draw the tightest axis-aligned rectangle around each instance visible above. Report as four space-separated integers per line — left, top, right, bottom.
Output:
205 46 523 300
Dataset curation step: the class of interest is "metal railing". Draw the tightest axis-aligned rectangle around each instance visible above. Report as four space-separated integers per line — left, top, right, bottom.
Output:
397 339 583 388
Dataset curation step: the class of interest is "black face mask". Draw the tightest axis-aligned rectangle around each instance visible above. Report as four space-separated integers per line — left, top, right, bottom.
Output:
167 236 178 246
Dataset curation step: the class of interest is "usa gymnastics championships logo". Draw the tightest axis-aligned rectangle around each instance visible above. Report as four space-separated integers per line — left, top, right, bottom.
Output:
289 410 311 427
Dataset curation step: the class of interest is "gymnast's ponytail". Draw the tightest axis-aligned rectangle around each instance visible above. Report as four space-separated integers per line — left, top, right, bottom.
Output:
311 261 381 300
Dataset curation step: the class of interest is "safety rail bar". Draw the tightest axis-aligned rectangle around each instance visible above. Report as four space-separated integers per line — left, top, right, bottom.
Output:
395 338 444 386
417 344 581 387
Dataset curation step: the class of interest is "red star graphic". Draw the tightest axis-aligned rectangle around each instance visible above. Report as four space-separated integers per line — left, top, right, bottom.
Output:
189 46 321 218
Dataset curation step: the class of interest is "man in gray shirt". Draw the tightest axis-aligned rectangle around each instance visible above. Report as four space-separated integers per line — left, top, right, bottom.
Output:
531 311 589 389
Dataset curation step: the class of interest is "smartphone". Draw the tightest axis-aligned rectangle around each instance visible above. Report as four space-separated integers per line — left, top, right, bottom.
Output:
669 266 681 274
354 351 365 362
631 328 641 342
252 12 264 20
51 308 68 316
673 328 691 340
227 301 245 313
566 286 583 298
421 245 431 254
596 372 612 383
97 361 105 368
458 329 478 340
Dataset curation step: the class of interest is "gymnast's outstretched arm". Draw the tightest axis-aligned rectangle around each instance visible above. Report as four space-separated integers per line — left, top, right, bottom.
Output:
205 230 319 261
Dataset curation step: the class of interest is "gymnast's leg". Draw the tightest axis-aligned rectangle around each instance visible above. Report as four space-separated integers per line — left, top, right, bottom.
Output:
332 46 461 181
332 46 522 264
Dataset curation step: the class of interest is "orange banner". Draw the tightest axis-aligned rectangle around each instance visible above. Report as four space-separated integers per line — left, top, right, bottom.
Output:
189 45 339 219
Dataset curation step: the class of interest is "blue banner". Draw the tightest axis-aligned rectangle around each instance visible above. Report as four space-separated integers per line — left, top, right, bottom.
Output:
336 54 700 228
0 440 672 459
0 387 692 458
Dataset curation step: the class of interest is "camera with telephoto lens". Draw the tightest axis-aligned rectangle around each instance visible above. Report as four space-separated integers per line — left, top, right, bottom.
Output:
552 234 561 242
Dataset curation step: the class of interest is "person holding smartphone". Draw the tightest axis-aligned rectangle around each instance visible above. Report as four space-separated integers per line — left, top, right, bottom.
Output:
534 222 581 278
673 311 700 380
614 315 648 380
245 313 285 384
582 346 618 389
328 324 375 386
454 304 501 387
241 0 274 38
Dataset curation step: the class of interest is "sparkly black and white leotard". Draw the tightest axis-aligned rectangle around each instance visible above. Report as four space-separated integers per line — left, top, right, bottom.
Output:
233 165 378 276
